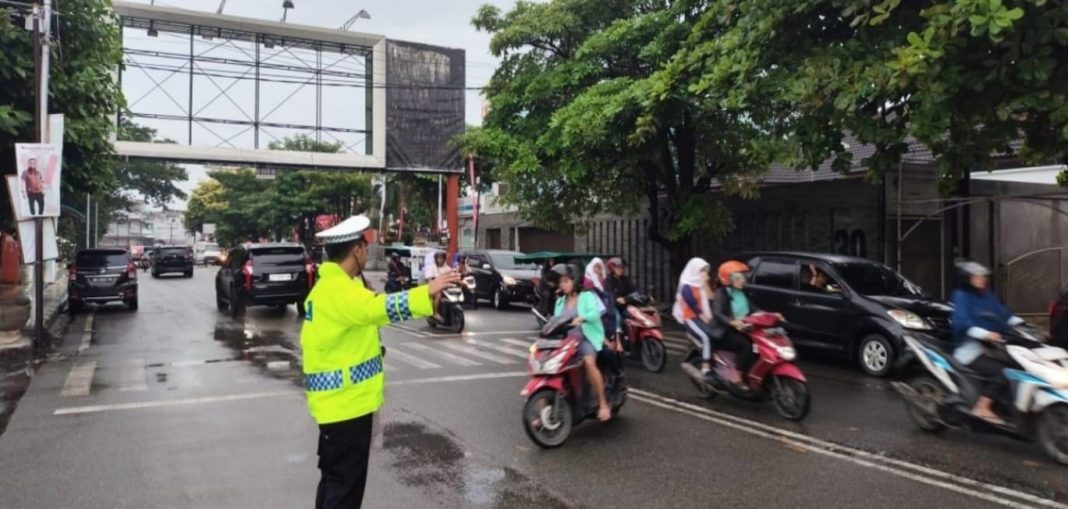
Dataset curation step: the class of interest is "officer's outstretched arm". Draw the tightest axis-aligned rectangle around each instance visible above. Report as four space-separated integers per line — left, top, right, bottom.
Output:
339 285 434 327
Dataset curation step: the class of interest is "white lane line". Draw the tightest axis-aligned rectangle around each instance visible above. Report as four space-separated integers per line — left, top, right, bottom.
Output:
60 361 97 397
402 342 481 367
629 389 1067 509
53 372 531 415
465 339 530 359
383 360 401 372
499 337 534 348
441 342 515 364
383 346 442 369
388 371 527 387
119 359 147 392
54 390 295 416
78 314 94 353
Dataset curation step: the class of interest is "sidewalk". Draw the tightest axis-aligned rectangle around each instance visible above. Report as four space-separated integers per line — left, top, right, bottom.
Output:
0 268 70 437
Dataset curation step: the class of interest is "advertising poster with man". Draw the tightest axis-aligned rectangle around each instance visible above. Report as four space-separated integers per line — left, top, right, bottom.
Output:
14 143 61 218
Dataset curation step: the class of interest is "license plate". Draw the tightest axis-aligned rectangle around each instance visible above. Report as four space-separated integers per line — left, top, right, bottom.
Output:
268 273 294 282
89 277 116 286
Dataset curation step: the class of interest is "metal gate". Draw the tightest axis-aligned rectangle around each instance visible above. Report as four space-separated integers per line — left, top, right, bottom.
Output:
1002 247 1063 324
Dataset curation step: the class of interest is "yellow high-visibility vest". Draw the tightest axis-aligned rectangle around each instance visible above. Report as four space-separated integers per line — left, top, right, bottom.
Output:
300 262 432 424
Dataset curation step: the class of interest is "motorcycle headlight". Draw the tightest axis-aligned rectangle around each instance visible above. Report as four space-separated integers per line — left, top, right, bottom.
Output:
775 345 797 361
888 309 932 330
529 350 566 375
502 275 517 286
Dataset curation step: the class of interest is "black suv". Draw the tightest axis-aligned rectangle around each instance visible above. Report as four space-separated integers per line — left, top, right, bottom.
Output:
741 252 952 377
464 250 539 309
151 245 194 278
69 248 138 313
215 243 314 317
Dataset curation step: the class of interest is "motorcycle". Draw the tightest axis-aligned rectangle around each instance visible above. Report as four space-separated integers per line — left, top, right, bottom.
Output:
531 282 556 328
521 312 626 448
139 257 151 272
618 292 667 373
681 312 810 421
425 284 465 333
892 321 1068 465
461 274 478 309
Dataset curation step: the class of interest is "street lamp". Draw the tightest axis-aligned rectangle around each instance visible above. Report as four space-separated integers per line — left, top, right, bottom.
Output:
339 9 371 31
281 0 294 23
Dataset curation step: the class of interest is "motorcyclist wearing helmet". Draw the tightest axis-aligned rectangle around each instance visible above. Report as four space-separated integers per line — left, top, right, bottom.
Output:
951 261 1023 425
672 258 717 380
550 263 613 422
711 261 783 386
386 252 406 293
424 251 454 321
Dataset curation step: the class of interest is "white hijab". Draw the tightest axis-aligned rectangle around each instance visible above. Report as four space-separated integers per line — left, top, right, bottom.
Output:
672 257 712 324
584 257 605 292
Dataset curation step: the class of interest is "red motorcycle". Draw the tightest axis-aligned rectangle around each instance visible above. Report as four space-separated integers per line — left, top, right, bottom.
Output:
681 312 810 421
618 292 667 372
521 313 626 448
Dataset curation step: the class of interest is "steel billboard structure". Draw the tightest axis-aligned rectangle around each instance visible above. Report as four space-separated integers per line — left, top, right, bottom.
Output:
113 1 465 174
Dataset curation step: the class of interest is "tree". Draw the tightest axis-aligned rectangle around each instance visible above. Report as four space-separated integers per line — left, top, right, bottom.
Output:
652 0 1068 192
115 120 188 208
463 0 774 273
0 0 123 229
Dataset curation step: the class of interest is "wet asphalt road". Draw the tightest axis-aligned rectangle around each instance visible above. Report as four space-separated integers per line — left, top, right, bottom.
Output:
0 268 1066 508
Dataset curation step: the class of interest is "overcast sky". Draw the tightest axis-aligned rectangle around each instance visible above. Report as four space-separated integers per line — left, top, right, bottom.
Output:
122 0 517 208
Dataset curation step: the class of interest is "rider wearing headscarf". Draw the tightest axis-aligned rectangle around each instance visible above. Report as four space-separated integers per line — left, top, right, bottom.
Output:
423 251 453 320
582 257 622 377
673 258 716 378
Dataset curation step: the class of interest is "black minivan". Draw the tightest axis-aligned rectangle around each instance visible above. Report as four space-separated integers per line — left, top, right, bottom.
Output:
741 252 952 377
69 248 138 313
215 243 314 318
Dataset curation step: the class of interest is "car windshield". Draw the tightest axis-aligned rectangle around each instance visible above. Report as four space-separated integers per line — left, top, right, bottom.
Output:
159 247 189 257
77 250 128 267
251 247 305 266
489 253 537 270
835 263 925 297
201 244 219 252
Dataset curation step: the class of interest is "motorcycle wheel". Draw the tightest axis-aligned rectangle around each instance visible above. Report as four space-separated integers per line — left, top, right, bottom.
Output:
1038 404 1068 466
640 340 667 373
450 305 465 333
770 376 810 421
522 389 572 448
906 375 947 433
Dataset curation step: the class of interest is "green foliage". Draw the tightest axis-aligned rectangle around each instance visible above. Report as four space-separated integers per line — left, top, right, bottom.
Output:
115 119 188 208
0 1 123 199
465 0 774 268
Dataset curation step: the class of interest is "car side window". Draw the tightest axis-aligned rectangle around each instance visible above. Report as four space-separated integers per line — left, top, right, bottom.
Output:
799 263 837 293
751 259 798 290
468 254 487 268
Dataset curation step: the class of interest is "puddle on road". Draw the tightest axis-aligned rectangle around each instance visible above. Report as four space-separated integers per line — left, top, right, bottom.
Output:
382 421 572 509
213 323 303 386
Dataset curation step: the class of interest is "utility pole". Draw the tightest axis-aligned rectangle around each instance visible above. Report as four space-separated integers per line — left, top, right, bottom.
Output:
31 1 52 348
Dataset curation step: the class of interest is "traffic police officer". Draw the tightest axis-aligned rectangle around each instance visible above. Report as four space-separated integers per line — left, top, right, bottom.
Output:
301 215 459 509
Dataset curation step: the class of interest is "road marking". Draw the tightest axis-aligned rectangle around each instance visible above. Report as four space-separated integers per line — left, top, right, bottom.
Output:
402 342 481 367
78 314 94 353
60 360 97 397
629 389 1068 509
465 339 530 359
119 359 147 392
388 371 527 387
383 360 401 372
383 346 442 369
499 338 534 348
54 390 296 416
389 324 429 338
441 342 515 364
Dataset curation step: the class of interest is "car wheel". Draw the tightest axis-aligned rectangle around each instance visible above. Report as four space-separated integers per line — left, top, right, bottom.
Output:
216 284 228 312
185 270 193 278
858 334 895 377
68 300 81 316
493 288 508 310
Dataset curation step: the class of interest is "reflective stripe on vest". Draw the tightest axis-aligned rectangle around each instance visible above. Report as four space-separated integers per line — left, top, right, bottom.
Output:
305 355 383 392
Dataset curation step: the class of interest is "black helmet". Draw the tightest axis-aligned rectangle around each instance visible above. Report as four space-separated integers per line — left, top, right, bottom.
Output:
546 263 578 286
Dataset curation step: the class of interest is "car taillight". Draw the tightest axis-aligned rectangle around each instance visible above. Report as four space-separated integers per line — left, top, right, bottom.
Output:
305 256 316 288
68 265 77 279
242 260 253 291
127 263 137 279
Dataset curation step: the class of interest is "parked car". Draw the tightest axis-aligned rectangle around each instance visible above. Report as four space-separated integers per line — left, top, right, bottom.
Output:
151 245 194 278
1051 284 1068 348
215 243 315 318
464 250 540 309
196 242 222 265
68 248 138 313
740 252 952 377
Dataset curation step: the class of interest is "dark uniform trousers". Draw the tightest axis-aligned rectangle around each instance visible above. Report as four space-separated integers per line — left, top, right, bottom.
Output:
316 413 375 509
